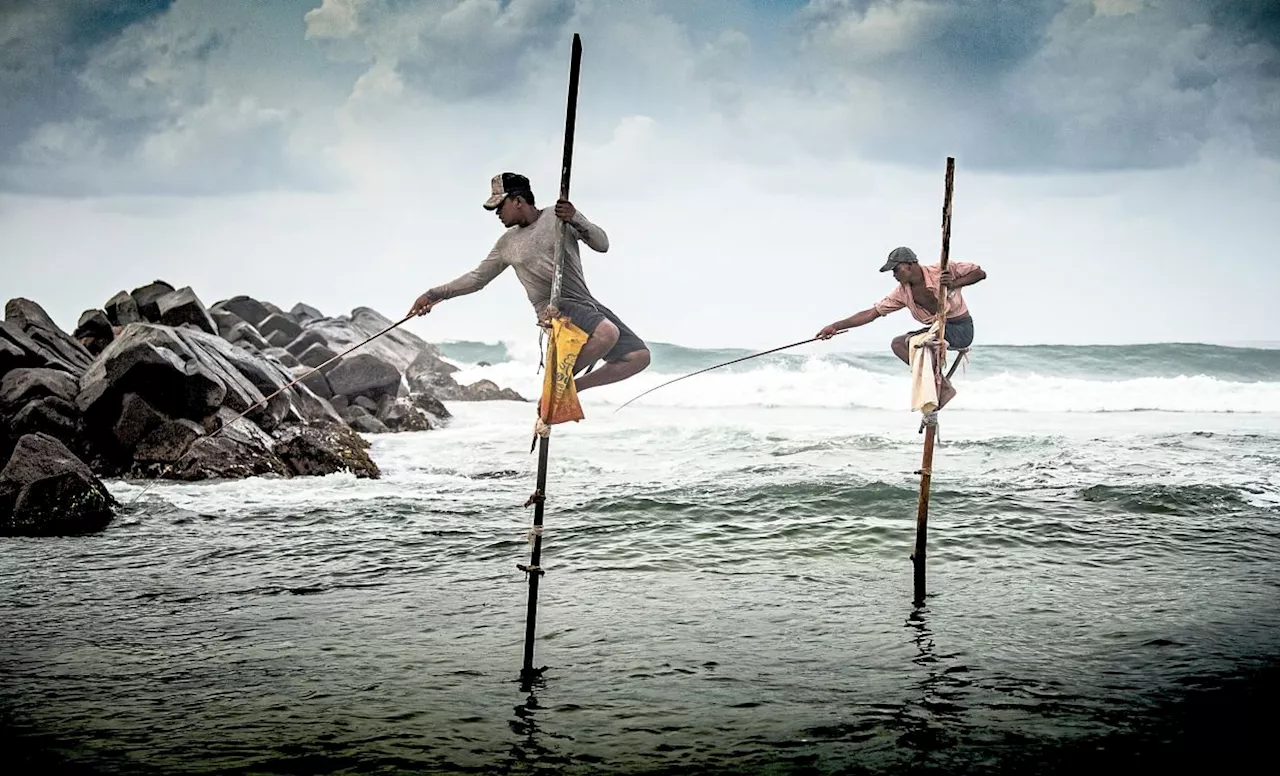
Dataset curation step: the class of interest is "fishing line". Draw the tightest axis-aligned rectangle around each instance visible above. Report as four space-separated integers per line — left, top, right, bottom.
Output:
613 329 846 412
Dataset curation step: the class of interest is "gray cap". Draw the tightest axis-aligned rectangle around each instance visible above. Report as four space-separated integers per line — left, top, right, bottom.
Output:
879 246 918 272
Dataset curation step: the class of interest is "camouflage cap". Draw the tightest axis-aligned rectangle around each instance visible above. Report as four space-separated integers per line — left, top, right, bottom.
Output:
483 172 532 210
879 246 918 272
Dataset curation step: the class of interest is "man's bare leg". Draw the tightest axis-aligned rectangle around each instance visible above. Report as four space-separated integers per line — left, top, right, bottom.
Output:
575 349 651 391
576 319 620 366
538 318 620 415
891 334 911 364
937 375 957 409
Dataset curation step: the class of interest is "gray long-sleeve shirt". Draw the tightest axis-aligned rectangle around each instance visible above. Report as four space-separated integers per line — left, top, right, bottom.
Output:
426 208 610 312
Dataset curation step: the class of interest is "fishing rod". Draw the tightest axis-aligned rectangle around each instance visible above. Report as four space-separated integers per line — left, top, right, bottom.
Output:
612 329 846 412
124 311 416 507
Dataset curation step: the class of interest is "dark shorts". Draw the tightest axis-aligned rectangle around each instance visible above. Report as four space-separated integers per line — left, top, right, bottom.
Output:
906 314 974 350
558 298 648 363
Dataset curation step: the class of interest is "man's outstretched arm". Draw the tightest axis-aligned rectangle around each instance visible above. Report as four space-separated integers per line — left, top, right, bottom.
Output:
408 246 508 316
816 307 883 339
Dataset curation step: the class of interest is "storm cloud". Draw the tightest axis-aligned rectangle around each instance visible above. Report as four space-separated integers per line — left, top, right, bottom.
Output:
3 0 1277 197
796 0 1280 171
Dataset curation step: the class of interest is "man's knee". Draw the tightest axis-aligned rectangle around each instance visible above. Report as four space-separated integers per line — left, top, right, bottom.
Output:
890 335 911 363
590 319 620 349
629 348 651 372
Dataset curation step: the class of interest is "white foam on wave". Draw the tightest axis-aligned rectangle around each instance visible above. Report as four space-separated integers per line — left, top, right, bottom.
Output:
446 354 1280 414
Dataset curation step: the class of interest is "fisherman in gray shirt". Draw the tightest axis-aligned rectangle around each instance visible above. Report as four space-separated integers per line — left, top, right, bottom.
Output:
408 172 650 391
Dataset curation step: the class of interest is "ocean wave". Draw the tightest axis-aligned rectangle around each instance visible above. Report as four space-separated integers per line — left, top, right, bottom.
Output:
1079 484 1255 515
438 339 1280 380
434 339 513 367
444 355 1280 414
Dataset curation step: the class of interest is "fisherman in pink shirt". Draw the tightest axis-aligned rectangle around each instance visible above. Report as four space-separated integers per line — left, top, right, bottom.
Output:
815 246 987 408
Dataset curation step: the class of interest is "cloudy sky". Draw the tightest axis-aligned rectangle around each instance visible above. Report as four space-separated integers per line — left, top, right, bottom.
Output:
2 0 1278 351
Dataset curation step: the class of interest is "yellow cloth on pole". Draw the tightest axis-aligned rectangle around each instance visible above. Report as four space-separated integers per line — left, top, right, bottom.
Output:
539 314 590 426
909 321 943 414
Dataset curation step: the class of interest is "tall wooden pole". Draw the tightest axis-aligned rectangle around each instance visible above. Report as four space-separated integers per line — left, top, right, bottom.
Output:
521 33 582 685
911 156 955 606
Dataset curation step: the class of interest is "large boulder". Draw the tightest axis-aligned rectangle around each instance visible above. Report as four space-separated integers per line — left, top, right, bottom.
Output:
447 379 527 402
258 313 302 343
213 296 272 327
76 324 334 435
129 280 176 322
177 329 344 427
167 436 288 481
211 308 245 339
172 329 291 428
377 395 435 432
266 348 302 369
131 417 290 481
347 414 390 434
76 325 229 423
273 423 380 479
297 342 338 372
0 367 83 460
304 309 448 375
409 391 450 421
157 287 217 335
4 298 93 375
73 309 115 356
326 353 401 400
134 419 207 465
264 329 294 348
298 305 531 410
405 349 462 395
226 322 269 351
0 433 115 536
104 291 142 327
0 331 28 376
1 396 82 465
290 303 324 323
285 330 327 358
112 393 167 453
290 365 332 399
1 320 77 376
1 367 80 411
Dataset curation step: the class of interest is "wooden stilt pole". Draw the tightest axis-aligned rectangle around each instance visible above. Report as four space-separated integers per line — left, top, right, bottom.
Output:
521 435 551 681
520 33 582 685
911 156 955 606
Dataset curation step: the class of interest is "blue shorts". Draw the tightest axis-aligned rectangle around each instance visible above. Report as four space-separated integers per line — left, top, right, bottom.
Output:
908 314 974 350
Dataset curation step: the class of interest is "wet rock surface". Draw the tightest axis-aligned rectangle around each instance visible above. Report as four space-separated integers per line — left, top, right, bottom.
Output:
0 433 116 536
1 287 526 525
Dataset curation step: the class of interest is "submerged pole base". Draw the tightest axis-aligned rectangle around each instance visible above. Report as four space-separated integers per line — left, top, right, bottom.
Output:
519 665 547 691
911 551 927 607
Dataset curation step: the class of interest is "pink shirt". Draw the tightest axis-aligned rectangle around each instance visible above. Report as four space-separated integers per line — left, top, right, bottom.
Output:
873 261 980 325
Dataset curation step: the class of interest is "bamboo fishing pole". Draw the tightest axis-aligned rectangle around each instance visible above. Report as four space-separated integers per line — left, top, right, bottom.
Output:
911 156 955 606
520 32 582 685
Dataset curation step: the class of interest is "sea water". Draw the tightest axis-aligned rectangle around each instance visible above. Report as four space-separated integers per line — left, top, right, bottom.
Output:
3 340 1279 774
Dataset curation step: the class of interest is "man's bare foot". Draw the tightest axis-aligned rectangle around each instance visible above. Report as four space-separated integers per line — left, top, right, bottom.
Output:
937 376 957 410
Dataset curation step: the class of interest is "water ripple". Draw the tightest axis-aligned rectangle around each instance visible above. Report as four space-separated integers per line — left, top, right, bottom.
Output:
3 405 1280 774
